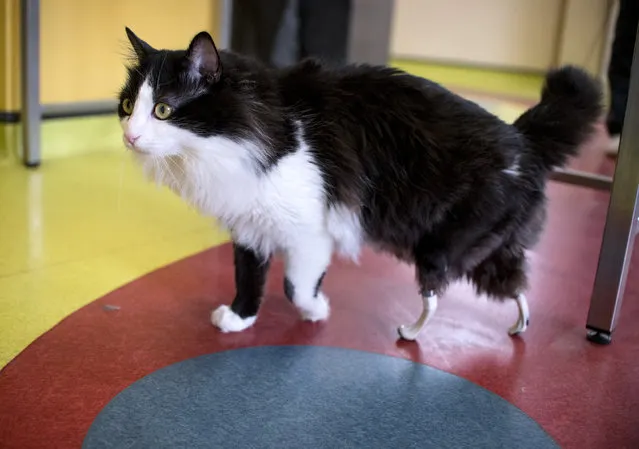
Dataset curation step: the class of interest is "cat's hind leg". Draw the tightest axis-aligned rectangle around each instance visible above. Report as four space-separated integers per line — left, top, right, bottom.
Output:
398 248 449 341
283 234 333 322
211 243 271 333
399 217 507 341
469 244 530 336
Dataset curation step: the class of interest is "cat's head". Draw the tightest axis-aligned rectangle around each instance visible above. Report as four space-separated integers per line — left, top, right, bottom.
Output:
118 28 263 161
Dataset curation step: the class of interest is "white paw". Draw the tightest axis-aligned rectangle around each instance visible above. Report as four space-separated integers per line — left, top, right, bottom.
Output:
298 292 330 322
211 305 256 333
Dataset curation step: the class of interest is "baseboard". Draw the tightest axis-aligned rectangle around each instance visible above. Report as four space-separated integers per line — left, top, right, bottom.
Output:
43 100 118 120
0 100 118 124
390 59 544 102
0 114 122 165
0 111 20 124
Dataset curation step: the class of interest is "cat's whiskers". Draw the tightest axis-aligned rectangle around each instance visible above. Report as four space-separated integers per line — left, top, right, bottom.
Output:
156 156 179 190
164 155 187 187
150 155 165 188
155 54 168 91
127 63 144 79
158 157 172 185
166 155 186 176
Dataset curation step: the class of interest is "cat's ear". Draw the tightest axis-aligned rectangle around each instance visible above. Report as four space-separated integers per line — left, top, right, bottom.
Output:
185 31 222 84
125 27 154 59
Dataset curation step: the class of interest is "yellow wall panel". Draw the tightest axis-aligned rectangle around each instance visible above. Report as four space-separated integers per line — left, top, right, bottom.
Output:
1 0 220 109
0 0 20 111
40 0 220 104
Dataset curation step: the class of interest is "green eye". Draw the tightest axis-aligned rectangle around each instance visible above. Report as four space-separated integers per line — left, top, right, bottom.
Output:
122 98 134 115
154 102 173 120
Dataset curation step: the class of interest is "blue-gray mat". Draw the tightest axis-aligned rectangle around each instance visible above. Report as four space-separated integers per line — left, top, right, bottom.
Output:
83 345 558 448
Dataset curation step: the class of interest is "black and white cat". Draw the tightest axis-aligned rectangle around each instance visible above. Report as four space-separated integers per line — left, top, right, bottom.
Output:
118 28 602 341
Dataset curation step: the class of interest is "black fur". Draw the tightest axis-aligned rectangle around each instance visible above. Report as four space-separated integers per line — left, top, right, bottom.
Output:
283 277 294 303
314 272 326 298
120 29 603 313
230 244 271 318
284 272 324 302
513 65 604 170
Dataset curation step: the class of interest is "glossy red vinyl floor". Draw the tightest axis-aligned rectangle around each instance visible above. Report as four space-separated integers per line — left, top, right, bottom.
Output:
0 127 638 449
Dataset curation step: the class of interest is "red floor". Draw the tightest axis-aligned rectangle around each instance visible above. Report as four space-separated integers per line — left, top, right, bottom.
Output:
0 127 638 448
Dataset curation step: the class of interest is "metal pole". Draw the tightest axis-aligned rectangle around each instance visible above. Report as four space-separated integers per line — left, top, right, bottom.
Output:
20 0 41 168
347 0 394 65
550 168 612 191
585 25 639 344
219 0 233 49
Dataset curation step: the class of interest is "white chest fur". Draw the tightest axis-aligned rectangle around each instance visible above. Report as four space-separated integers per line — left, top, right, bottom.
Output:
137 134 364 261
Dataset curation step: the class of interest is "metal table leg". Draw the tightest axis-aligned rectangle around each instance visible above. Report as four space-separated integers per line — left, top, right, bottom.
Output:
20 0 41 168
586 26 639 345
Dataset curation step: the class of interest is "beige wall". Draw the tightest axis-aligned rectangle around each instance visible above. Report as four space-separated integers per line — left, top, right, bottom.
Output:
390 0 616 75
557 0 617 75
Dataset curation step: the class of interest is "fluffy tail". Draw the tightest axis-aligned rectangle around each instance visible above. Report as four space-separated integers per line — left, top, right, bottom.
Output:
513 65 603 170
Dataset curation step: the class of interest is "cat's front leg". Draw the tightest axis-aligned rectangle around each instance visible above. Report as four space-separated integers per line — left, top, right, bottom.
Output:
211 243 271 333
283 234 333 322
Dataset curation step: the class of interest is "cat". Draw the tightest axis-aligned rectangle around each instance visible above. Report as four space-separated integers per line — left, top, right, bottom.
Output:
118 27 602 340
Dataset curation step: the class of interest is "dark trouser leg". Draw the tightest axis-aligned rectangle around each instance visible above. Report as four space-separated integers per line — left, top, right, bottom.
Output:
211 243 271 332
298 0 352 65
229 0 352 67
606 0 639 136
229 0 289 65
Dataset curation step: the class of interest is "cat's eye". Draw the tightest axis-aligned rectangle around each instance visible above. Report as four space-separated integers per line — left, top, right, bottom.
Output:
153 103 173 120
122 98 134 115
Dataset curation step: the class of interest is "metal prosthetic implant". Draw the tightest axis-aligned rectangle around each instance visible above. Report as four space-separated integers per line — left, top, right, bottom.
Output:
508 293 529 336
398 290 438 341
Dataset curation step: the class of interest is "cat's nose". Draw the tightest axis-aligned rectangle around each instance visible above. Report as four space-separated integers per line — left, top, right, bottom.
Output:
124 132 140 146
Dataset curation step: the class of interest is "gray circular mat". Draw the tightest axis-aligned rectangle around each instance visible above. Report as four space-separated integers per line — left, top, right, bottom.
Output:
83 345 558 448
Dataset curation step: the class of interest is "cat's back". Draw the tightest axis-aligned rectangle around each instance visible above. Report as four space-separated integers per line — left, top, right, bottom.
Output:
278 59 515 159
278 59 496 122
278 59 518 191
273 58 527 237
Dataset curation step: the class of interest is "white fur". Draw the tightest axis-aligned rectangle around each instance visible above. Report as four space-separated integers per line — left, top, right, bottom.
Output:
300 292 330 321
121 81 185 157
284 232 333 321
121 78 365 324
211 305 256 332
327 203 363 262
502 154 520 177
